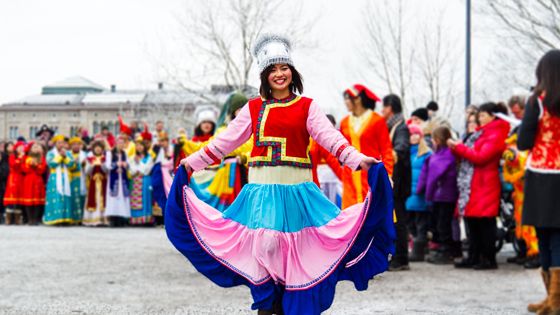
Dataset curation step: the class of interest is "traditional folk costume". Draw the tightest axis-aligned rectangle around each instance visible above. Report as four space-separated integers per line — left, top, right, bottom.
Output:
130 133 155 225
310 139 343 207
43 137 81 225
165 34 395 315
119 115 136 159
503 134 538 257
69 138 87 220
518 89 560 314
340 85 395 209
21 145 47 225
83 144 108 226
183 94 251 211
150 135 174 222
105 148 131 226
3 142 26 225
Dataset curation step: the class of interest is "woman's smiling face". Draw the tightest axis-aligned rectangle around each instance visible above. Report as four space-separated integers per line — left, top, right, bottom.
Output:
267 64 292 93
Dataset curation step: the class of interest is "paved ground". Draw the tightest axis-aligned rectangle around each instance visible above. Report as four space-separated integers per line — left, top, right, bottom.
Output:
0 226 542 314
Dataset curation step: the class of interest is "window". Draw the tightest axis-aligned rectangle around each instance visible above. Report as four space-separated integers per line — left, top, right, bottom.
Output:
29 126 39 139
93 121 99 135
9 126 19 140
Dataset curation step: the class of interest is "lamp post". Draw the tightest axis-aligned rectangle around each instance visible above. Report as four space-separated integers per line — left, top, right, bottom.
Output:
466 0 472 108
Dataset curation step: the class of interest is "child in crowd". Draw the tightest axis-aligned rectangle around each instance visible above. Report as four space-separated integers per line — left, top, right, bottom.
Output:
417 126 459 264
406 124 432 262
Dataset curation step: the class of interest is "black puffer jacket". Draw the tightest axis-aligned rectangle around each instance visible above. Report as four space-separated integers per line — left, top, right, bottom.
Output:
391 122 412 200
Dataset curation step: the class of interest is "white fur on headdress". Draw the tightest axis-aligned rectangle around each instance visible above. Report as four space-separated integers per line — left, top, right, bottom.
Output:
194 105 219 126
252 33 294 73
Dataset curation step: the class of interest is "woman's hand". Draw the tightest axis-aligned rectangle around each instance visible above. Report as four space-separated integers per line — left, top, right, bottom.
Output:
359 156 381 171
447 139 462 149
180 158 192 172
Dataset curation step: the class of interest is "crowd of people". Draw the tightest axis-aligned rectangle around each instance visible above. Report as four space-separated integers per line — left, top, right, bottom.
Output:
2 32 560 314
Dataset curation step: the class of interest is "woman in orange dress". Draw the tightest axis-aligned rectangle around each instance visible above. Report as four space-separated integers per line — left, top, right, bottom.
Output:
339 84 394 209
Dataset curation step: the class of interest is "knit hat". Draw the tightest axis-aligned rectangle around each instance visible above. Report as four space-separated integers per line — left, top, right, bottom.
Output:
227 93 248 116
411 108 429 121
426 101 439 112
194 105 219 126
408 123 424 137
252 33 294 73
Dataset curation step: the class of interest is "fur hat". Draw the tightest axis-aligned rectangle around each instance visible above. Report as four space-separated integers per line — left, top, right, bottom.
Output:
51 134 66 143
194 105 219 126
411 108 429 121
68 137 83 145
252 33 294 73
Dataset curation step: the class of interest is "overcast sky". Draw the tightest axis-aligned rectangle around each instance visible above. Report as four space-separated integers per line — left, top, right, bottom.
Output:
0 0 512 122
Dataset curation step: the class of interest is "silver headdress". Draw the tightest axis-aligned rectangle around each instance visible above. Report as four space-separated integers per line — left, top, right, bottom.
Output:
252 33 294 73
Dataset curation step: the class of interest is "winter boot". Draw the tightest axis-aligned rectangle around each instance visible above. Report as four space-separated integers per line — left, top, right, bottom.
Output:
257 310 273 315
13 210 23 225
4 212 13 225
538 267 560 315
528 269 550 313
409 240 427 262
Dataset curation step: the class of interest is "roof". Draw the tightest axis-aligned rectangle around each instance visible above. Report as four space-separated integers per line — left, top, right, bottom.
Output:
8 94 84 106
82 92 146 104
43 76 106 91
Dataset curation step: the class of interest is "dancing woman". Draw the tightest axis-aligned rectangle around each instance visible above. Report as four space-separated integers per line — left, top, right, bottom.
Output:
166 34 395 315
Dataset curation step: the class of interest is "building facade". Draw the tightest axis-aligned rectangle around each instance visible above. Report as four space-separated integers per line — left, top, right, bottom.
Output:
0 76 233 141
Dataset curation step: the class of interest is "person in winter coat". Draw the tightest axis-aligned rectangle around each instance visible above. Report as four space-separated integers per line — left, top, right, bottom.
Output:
21 142 47 225
4 141 26 225
382 94 412 271
417 126 459 264
405 123 432 262
519 50 560 314
449 102 510 270
0 143 10 224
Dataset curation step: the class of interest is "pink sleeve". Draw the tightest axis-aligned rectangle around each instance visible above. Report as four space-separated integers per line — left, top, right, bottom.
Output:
306 101 365 170
186 104 252 171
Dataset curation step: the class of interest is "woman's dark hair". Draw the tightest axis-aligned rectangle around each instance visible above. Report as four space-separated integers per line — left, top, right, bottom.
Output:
343 90 377 110
478 102 508 116
135 140 147 156
259 64 303 100
382 94 403 114
3 141 13 153
432 126 452 149
194 121 216 137
533 49 560 116
326 114 336 127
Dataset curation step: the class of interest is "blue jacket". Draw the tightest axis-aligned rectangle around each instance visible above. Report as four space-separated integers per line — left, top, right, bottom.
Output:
406 144 431 211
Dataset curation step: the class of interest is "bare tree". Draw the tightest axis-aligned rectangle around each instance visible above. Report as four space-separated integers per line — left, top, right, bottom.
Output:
362 1 461 117
486 0 560 60
363 0 415 112
418 9 462 119
481 0 560 97
158 0 318 106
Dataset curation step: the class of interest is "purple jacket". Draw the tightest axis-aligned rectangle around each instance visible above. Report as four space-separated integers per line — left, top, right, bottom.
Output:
417 147 458 203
